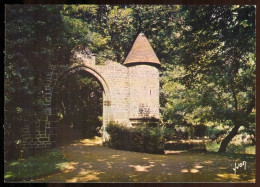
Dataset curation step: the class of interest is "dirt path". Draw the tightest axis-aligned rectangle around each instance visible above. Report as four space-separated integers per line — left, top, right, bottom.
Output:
33 138 255 182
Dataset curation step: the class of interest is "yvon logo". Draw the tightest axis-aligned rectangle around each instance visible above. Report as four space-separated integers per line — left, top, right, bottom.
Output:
233 161 246 174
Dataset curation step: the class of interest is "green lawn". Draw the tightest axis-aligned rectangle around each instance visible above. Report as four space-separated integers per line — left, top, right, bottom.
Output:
206 142 255 154
4 149 69 182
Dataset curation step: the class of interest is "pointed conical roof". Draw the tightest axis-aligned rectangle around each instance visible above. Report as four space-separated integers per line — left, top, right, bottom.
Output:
124 33 160 66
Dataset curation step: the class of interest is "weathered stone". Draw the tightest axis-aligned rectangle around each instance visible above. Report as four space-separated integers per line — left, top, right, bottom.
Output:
39 131 45 135
46 127 56 134
45 123 50 128
40 121 46 131
22 33 161 149
37 144 46 148
49 122 58 128
50 141 56 148
48 115 59 121
39 138 49 142
49 135 56 142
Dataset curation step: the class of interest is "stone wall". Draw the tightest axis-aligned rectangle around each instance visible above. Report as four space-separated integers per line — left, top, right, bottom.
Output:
95 61 130 125
129 65 160 120
21 53 160 150
21 64 68 149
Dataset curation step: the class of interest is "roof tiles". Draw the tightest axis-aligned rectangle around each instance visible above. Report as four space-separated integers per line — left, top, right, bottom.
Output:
124 33 160 66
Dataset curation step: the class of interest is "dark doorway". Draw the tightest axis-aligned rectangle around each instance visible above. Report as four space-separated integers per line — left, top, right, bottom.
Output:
53 71 103 146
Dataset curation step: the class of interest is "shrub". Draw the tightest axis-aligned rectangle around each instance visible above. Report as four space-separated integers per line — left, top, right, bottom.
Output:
105 122 132 150
5 140 23 161
206 126 226 141
181 124 207 139
4 115 24 161
192 125 207 138
160 126 175 142
106 122 167 154
163 123 189 140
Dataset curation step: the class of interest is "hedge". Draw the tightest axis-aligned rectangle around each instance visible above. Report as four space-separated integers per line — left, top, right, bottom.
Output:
105 122 172 154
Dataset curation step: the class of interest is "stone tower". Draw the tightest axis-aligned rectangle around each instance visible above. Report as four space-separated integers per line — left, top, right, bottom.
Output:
124 33 160 125
20 33 162 149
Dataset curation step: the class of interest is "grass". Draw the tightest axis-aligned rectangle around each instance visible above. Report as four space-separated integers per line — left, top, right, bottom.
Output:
206 142 255 154
34 138 255 182
4 149 69 182
244 146 256 154
4 138 256 182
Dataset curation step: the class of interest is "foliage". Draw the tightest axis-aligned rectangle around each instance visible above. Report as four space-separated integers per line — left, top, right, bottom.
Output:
5 5 255 155
61 5 136 63
206 142 255 155
54 72 103 141
106 122 167 154
161 5 255 152
182 124 207 139
4 149 69 181
5 5 68 159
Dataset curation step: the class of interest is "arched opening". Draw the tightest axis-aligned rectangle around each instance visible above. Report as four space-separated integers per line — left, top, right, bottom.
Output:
51 65 111 146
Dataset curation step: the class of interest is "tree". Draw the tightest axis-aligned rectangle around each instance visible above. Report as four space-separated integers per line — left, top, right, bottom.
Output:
171 5 255 152
56 72 103 139
5 5 255 156
61 5 137 63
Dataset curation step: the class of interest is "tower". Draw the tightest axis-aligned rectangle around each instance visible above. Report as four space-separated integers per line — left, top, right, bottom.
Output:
124 33 161 125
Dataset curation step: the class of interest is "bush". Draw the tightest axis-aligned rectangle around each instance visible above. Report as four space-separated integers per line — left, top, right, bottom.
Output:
184 124 207 139
4 116 24 161
106 122 167 154
162 127 176 141
4 149 69 181
157 123 207 141
206 126 226 141
193 125 207 138
5 140 23 161
4 110 41 161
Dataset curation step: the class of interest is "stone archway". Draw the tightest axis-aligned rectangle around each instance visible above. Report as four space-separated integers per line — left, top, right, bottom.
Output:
20 33 160 150
50 65 112 145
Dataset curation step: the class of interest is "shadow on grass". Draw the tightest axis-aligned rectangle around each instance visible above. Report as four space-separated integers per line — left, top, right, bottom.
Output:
33 137 256 182
4 149 69 182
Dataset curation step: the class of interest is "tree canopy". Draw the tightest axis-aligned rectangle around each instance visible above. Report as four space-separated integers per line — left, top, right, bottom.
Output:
5 5 255 153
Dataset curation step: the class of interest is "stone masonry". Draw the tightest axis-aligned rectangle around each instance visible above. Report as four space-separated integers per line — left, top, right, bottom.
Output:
21 33 161 149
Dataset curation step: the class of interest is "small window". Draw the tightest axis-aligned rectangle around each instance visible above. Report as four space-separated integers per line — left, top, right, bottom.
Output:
150 90 152 95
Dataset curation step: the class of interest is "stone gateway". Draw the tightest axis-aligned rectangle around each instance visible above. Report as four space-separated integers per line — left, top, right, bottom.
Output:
21 33 161 149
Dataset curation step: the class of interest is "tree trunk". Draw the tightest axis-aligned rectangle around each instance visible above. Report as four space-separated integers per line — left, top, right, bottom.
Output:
218 124 241 153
